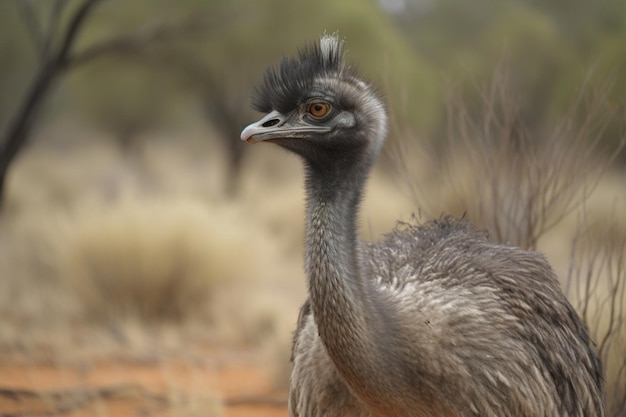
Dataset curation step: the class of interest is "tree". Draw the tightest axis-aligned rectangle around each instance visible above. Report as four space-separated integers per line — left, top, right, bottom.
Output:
0 0 223 209
0 0 102 210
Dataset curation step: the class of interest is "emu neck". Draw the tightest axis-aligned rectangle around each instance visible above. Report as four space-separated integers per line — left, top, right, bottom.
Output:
304 156 393 401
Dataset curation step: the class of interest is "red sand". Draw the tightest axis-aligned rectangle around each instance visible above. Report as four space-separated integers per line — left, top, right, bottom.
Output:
0 349 287 417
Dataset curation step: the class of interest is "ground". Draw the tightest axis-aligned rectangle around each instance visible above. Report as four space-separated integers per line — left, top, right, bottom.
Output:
0 346 288 417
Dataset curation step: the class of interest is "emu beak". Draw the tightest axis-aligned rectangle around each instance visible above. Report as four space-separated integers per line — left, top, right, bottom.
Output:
241 111 286 144
241 110 332 144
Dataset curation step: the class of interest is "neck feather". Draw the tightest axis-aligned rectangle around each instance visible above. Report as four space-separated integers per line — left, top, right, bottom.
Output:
303 154 397 399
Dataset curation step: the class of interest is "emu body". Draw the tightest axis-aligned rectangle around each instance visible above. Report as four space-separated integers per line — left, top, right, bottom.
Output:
241 35 606 417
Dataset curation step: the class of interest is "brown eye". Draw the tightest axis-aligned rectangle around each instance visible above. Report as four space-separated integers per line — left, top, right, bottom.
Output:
307 102 331 119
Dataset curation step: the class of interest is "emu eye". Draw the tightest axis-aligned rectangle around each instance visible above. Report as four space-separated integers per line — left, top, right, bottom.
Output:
307 102 331 119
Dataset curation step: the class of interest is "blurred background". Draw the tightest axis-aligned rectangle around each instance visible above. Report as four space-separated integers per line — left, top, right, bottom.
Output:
0 0 624 416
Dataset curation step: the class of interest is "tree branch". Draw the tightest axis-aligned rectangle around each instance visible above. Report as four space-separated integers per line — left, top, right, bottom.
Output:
65 12 219 69
41 0 69 62
55 0 101 68
0 0 103 209
0 0 241 209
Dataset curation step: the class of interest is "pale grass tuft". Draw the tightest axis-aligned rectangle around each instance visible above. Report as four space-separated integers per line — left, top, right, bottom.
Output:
63 197 265 324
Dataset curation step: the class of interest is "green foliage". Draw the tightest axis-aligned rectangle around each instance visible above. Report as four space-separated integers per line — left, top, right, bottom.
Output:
3 0 622 158
394 0 626 158
0 0 624 152
1 0 441 145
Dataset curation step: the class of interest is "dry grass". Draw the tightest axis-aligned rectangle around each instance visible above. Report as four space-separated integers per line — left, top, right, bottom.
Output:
0 127 292 356
63 197 259 324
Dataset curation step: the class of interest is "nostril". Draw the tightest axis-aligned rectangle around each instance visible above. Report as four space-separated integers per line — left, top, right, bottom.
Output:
262 118 280 128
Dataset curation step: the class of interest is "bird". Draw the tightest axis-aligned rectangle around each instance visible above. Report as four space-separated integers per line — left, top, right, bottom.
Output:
240 35 606 417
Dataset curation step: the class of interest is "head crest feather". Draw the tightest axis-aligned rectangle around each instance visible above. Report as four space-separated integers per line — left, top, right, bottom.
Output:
250 35 348 114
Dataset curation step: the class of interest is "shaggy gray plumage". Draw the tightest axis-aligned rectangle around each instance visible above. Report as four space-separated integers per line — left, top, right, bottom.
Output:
241 35 606 417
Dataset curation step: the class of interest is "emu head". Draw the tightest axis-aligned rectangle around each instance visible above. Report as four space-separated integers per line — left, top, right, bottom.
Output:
241 35 388 168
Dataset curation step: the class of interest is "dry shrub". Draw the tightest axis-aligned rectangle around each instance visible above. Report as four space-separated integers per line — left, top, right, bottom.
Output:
63 197 262 324
445 71 619 248
437 72 626 415
566 213 626 417
392 67 626 415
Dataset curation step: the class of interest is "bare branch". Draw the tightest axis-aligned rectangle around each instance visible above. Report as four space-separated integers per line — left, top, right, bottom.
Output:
565 205 626 417
0 0 103 209
55 0 102 67
65 12 221 69
41 0 69 62
0 0 244 208
434 66 622 249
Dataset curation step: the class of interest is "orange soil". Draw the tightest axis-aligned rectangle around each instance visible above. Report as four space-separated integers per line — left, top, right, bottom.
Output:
0 349 288 417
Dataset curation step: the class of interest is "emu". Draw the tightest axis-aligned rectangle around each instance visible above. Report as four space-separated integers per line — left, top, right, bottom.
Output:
240 35 606 417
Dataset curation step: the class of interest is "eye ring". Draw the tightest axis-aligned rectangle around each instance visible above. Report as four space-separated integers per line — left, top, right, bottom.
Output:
306 101 331 119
